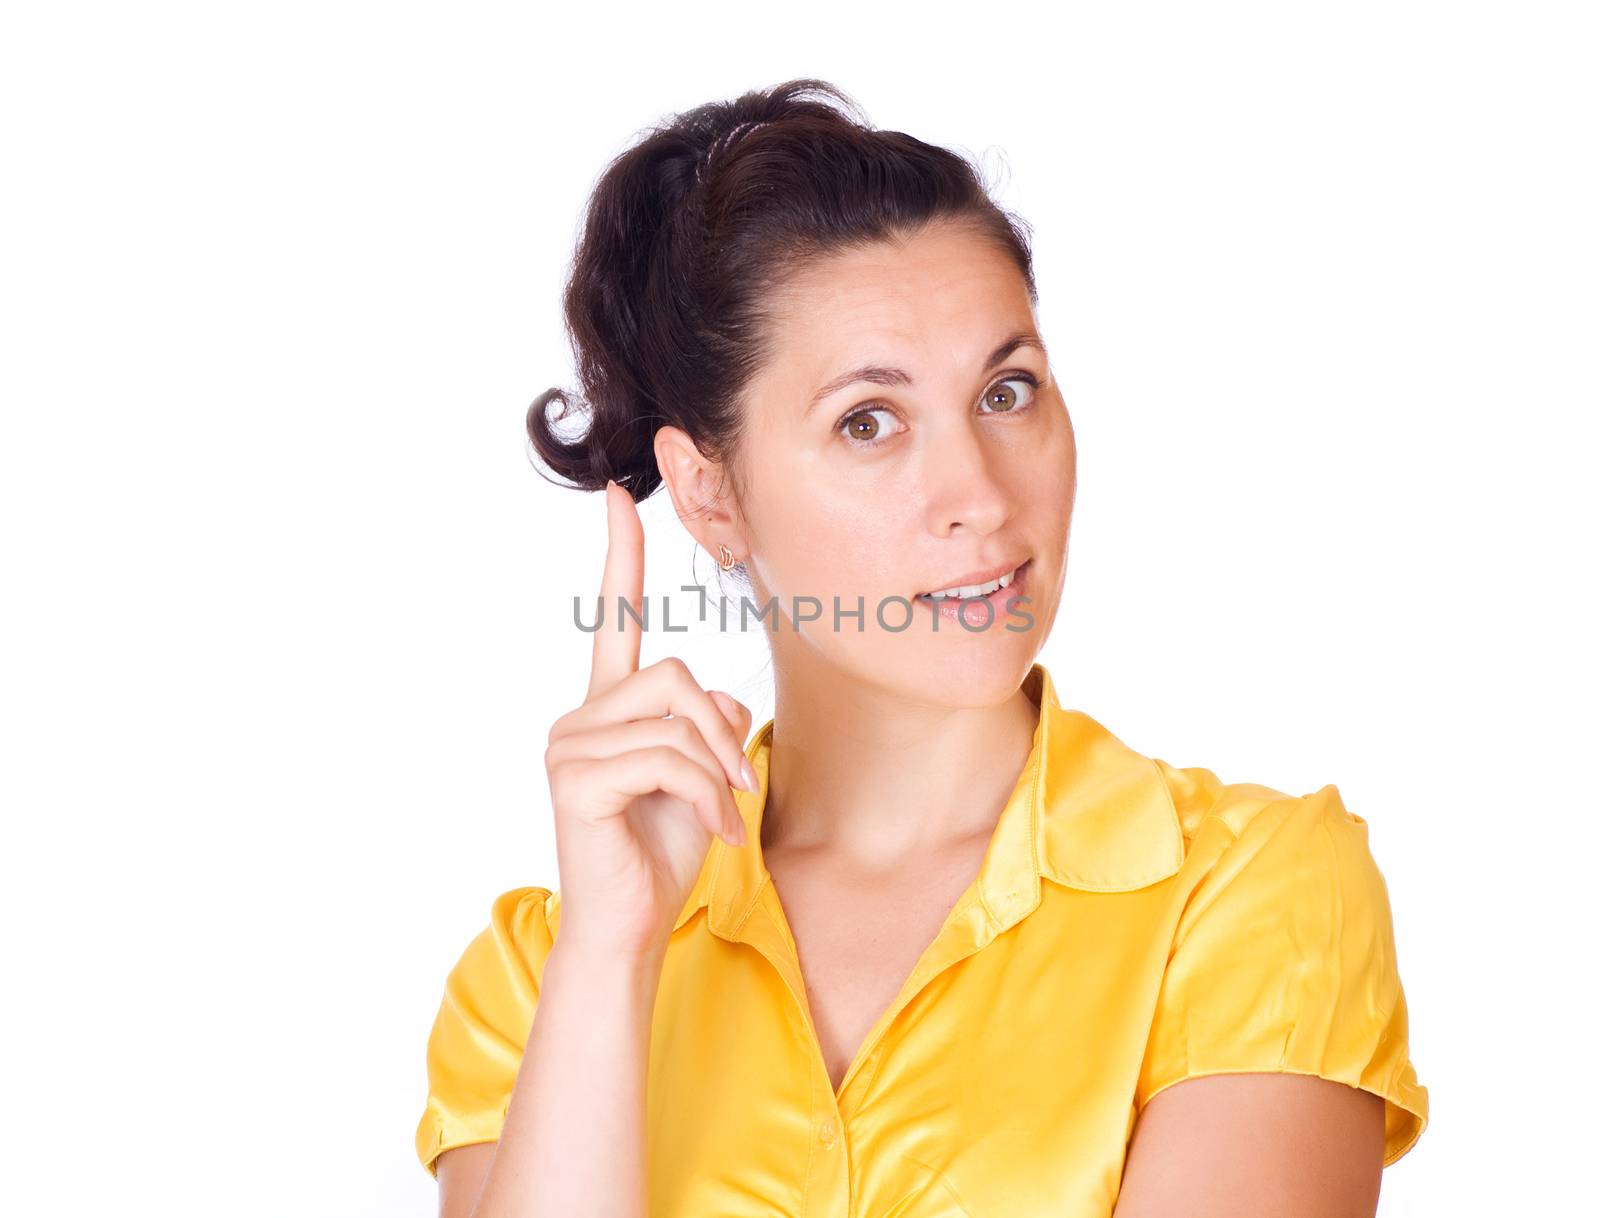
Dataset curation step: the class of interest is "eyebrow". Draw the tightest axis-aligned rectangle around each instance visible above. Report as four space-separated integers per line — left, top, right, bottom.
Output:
803 331 1048 417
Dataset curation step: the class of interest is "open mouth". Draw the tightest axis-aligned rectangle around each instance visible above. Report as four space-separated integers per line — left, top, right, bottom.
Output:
915 558 1032 605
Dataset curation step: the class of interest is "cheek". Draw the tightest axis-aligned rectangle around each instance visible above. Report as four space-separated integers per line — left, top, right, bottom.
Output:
744 497 854 598
1010 405 1075 477
1047 405 1077 487
804 497 909 592
750 485 918 605
1014 414 1076 536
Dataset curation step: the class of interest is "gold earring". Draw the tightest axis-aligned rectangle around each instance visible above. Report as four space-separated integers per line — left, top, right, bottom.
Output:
716 543 737 571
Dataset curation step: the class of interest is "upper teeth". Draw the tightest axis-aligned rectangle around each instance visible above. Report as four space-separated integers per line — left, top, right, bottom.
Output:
922 566 1018 600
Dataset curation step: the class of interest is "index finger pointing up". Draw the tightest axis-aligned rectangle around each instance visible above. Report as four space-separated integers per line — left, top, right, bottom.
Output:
588 479 645 701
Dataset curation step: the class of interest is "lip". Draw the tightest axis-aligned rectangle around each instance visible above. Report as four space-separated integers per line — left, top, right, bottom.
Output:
917 557 1029 598
915 558 1032 624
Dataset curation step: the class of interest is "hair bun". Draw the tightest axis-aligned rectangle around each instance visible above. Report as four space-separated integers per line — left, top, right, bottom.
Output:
526 78 1035 521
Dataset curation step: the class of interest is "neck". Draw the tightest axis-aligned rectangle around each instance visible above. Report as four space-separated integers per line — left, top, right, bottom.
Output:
760 653 1042 869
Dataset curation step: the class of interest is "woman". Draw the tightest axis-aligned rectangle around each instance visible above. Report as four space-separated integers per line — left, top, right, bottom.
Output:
415 80 1428 1217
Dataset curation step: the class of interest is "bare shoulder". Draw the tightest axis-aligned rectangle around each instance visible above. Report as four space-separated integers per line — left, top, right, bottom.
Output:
1115 1073 1385 1218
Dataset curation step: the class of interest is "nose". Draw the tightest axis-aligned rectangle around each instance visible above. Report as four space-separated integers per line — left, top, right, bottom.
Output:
920 419 1013 538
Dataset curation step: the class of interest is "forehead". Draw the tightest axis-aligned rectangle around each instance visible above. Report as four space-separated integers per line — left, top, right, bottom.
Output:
762 222 1036 379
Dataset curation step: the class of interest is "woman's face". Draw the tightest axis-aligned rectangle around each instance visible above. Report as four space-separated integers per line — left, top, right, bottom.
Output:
732 217 1076 704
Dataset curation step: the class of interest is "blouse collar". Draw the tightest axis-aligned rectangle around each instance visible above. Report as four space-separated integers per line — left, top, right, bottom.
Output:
671 661 1187 942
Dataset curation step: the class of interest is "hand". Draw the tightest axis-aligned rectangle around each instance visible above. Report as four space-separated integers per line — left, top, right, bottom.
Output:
542 481 756 960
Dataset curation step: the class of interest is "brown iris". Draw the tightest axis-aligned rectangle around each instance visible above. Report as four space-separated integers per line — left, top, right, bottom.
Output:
847 414 881 441
986 382 1020 412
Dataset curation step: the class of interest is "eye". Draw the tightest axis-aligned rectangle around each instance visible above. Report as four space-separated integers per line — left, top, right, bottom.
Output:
978 373 1040 414
835 373 1043 449
837 405 903 448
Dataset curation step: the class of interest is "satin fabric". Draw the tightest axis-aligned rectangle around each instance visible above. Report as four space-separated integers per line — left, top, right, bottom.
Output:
416 662 1428 1214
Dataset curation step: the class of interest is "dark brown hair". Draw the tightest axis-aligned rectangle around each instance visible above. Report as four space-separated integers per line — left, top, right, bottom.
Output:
526 79 1037 543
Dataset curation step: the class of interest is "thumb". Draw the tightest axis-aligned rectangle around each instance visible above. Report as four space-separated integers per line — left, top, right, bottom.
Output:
706 689 754 745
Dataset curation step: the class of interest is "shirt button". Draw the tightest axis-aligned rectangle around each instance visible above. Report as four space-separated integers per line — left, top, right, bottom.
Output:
819 1119 838 1147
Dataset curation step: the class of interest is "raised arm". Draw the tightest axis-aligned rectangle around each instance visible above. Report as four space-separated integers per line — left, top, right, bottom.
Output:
434 481 755 1217
439 935 670 1218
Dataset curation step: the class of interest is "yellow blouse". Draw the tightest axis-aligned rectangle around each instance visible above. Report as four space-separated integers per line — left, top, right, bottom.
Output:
415 662 1428 1214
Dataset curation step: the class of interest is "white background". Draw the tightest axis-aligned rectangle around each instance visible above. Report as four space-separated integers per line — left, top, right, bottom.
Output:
3 2 1594 1214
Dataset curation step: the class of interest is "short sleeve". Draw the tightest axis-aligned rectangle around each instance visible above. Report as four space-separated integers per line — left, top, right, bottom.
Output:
1135 785 1429 1167
414 886 557 1178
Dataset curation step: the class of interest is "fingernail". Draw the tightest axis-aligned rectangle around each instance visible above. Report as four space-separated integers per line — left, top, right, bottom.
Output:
740 758 759 793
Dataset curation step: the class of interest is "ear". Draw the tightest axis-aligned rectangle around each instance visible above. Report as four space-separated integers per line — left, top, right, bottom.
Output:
653 425 749 561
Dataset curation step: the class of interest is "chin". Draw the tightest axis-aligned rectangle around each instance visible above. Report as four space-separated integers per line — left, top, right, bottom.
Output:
871 646 1040 711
